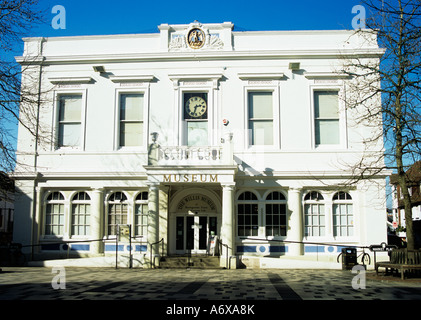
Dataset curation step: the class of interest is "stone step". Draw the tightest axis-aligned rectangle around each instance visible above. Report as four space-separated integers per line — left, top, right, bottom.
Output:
159 256 221 269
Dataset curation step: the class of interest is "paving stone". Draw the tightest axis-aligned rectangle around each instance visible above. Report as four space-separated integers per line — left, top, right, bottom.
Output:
1 267 421 302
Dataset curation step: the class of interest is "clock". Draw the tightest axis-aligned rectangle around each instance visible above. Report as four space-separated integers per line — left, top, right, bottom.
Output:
185 96 207 118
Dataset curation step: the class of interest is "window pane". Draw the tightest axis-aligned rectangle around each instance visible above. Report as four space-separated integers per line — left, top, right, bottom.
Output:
249 92 273 119
249 120 273 145
134 204 148 236
120 122 143 147
45 203 64 236
120 94 144 121
252 215 258 225
188 121 208 146
72 203 91 236
315 120 339 145
59 95 82 121
108 203 128 236
314 91 338 118
314 91 339 145
59 123 81 147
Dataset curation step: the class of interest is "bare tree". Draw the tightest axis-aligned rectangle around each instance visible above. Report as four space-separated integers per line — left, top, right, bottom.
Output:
0 0 46 172
342 0 421 249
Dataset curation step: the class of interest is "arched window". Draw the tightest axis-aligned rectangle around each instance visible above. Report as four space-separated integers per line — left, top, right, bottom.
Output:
107 192 128 236
134 191 148 237
265 191 287 237
71 192 91 236
333 192 353 237
237 191 258 237
303 191 325 237
45 192 65 236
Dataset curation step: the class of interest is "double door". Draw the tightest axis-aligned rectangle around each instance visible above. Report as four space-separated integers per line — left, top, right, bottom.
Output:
175 215 217 254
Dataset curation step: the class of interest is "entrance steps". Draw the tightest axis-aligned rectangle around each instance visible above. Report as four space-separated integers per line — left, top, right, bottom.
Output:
159 255 221 269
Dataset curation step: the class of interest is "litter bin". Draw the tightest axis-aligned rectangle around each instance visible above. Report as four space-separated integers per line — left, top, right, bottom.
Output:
341 248 357 270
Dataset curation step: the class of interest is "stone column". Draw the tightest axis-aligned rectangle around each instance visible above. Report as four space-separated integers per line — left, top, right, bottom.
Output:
288 188 304 256
159 186 169 256
91 188 104 254
221 183 236 268
148 183 160 263
33 186 44 255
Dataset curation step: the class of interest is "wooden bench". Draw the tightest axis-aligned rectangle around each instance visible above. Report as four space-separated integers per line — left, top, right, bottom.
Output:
375 249 421 280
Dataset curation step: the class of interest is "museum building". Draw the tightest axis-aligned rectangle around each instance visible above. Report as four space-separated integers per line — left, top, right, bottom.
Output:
12 21 388 268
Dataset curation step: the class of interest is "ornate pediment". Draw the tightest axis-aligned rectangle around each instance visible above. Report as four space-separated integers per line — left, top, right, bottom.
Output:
169 21 224 52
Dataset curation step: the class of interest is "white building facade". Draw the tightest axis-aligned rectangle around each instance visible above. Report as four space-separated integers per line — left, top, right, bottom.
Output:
13 22 388 268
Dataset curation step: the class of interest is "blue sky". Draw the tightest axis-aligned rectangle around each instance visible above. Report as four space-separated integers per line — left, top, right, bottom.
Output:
11 0 363 54
4 0 365 144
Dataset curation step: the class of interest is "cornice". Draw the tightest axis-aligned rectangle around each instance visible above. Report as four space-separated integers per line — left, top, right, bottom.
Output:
15 48 385 66
48 76 94 84
12 171 148 180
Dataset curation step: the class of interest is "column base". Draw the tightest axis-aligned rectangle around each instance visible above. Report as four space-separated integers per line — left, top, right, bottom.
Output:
287 243 304 256
220 255 238 269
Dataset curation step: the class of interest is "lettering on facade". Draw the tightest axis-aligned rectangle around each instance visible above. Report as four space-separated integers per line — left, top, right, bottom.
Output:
163 174 218 183
120 82 147 87
177 194 217 212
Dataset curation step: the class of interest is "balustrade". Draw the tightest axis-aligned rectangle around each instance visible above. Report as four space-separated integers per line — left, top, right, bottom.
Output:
158 146 223 164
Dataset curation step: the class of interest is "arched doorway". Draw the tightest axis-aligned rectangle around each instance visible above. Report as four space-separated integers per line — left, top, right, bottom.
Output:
168 188 221 255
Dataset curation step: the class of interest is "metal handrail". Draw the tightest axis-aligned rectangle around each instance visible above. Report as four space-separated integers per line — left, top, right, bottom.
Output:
219 240 231 269
149 238 164 269
239 237 375 266
20 236 151 269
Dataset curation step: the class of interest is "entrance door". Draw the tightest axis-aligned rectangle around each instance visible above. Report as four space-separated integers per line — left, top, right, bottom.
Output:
175 215 217 254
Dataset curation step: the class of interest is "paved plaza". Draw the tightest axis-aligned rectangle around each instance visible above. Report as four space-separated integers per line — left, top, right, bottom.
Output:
1 267 421 301
1 267 420 318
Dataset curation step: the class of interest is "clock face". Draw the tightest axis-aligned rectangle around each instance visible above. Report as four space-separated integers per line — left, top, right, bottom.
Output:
185 96 207 118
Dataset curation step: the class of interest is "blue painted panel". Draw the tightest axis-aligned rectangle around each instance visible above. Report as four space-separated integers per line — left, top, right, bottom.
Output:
237 246 257 253
105 244 125 252
71 244 90 251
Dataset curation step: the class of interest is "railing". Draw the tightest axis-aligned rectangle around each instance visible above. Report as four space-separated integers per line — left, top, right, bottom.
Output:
220 241 231 269
149 238 165 269
239 237 376 267
147 132 234 166
15 236 164 269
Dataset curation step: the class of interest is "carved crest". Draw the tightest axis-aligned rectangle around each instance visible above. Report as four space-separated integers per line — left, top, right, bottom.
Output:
169 22 224 51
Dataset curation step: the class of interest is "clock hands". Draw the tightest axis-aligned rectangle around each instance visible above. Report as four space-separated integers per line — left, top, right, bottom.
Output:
185 96 207 118
192 103 205 115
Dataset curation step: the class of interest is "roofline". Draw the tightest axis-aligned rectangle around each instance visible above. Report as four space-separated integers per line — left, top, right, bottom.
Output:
20 27 372 43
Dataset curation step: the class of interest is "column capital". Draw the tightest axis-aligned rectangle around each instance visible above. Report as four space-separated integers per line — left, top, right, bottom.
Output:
221 182 236 191
288 187 302 194
147 182 160 190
